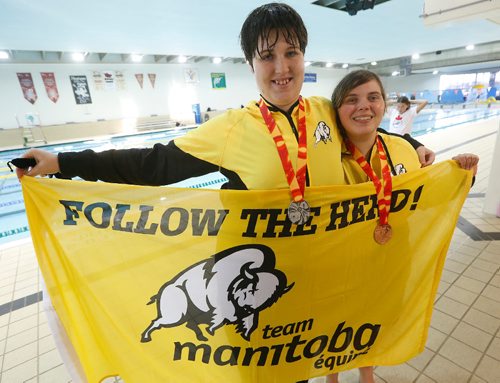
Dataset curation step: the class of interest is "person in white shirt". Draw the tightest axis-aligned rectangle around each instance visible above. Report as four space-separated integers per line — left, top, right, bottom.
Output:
388 96 428 135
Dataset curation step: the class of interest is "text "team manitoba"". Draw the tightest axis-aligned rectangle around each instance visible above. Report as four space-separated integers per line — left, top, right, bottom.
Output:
172 320 381 371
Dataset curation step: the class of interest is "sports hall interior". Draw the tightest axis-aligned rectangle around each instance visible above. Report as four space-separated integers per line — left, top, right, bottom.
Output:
0 0 500 382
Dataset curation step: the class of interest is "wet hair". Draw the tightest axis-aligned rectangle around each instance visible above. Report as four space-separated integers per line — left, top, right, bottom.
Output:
397 96 411 110
331 70 386 137
239 3 308 67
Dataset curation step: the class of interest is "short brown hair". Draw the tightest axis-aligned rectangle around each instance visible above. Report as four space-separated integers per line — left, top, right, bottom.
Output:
331 70 386 137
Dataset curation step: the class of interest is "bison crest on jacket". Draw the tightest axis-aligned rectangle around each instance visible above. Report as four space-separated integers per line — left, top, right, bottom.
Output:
141 244 294 342
313 121 332 145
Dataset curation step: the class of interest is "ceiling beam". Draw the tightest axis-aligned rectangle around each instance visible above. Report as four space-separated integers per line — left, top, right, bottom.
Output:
154 55 165 63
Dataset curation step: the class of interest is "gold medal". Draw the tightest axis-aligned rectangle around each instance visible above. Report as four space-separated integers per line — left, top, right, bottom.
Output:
374 223 392 245
288 200 311 225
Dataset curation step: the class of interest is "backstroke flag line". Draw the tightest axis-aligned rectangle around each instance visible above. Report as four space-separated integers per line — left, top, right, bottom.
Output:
22 161 471 383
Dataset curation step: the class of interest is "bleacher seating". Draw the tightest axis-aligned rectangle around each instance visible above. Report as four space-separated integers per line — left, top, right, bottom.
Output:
441 89 465 104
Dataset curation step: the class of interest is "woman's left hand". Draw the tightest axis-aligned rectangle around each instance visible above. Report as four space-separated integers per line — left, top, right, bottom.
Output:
452 153 479 176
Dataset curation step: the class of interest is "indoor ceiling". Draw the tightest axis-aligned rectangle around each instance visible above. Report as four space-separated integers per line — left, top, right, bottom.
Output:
0 0 499 75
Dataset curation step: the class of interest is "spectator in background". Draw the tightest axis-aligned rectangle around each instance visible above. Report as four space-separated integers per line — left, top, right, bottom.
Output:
387 96 428 135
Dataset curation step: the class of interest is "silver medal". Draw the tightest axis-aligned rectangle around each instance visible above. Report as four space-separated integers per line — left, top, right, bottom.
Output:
287 200 311 225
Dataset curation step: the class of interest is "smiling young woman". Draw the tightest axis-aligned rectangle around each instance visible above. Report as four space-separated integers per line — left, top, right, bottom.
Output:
327 69 478 383
251 31 305 112
336 79 386 156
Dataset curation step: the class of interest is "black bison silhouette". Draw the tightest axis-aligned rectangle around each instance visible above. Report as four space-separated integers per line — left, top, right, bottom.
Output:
141 244 293 342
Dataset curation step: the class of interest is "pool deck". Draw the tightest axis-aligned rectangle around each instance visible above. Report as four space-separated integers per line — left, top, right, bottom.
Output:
0 111 500 383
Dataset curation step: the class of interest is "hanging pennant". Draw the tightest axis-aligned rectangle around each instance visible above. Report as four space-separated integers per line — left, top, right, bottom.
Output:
115 71 126 90
93 71 104 91
135 73 144 89
40 72 59 103
148 73 156 88
17 73 38 104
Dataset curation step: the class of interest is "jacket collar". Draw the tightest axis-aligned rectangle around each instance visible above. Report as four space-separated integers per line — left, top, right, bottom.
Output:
258 95 300 115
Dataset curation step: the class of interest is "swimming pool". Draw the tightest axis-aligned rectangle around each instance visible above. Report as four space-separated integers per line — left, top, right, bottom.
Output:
380 106 500 135
1 106 499 245
0 126 227 245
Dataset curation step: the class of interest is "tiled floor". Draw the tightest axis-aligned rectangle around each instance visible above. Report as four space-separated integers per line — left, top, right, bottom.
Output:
1 117 500 382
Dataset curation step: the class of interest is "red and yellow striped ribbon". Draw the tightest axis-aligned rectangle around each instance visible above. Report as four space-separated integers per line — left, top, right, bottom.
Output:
345 136 393 226
258 97 307 202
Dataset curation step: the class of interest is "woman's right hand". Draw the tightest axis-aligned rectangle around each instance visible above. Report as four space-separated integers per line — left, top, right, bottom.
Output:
15 149 60 179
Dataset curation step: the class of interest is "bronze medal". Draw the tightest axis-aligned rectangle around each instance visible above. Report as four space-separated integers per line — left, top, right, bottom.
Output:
374 223 392 245
288 200 310 225
346 137 393 245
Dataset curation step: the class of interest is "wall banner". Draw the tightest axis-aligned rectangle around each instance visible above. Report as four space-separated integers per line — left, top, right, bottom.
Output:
304 73 317 83
40 72 59 103
184 68 199 84
211 72 226 89
16 73 38 104
23 113 41 127
69 75 92 105
22 161 471 383
103 71 116 91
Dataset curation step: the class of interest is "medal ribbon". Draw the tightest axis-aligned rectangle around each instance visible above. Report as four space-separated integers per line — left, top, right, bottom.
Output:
258 97 307 202
345 136 392 226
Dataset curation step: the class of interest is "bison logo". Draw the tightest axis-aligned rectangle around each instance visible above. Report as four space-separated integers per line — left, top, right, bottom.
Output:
393 163 407 175
313 121 332 145
141 244 293 342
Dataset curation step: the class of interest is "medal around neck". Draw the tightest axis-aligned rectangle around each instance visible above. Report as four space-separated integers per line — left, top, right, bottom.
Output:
258 97 310 226
373 223 392 245
345 137 393 245
288 200 310 225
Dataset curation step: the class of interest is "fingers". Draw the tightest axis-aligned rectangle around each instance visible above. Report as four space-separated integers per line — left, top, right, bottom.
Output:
15 167 28 180
416 146 436 167
471 165 478 177
14 149 37 179
452 153 479 171
416 146 426 167
423 148 436 167
14 149 60 179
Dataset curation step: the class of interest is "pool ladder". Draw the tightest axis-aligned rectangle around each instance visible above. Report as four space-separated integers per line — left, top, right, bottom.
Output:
22 126 47 146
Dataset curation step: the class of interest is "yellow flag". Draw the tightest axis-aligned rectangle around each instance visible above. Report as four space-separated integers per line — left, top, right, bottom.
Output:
22 161 471 383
